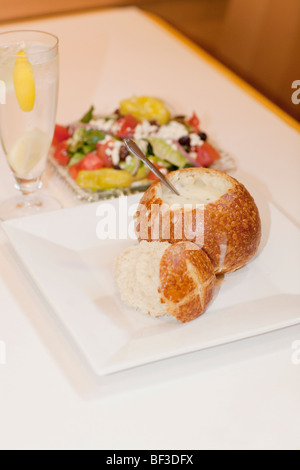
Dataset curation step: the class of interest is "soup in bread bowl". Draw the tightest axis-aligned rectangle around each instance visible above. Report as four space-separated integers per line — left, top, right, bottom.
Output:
135 168 261 274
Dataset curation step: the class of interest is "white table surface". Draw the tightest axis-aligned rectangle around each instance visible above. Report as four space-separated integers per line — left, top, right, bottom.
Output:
0 6 299 450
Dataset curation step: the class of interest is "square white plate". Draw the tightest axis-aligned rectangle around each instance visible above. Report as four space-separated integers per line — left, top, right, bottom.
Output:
3 189 300 376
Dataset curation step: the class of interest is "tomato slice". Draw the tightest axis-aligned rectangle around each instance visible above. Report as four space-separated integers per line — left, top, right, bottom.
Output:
69 152 104 180
115 114 139 138
69 163 81 180
96 140 114 167
53 141 70 166
187 112 201 133
78 152 104 171
195 142 221 167
148 162 168 180
52 124 70 146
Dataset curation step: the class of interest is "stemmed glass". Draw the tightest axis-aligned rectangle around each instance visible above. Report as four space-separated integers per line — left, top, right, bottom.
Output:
0 30 60 220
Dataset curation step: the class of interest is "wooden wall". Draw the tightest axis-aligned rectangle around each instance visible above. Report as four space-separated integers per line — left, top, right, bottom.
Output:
0 0 299 121
0 0 144 22
144 0 300 121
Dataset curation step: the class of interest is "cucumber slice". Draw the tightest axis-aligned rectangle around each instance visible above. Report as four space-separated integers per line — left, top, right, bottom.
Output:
68 152 85 167
119 155 136 173
149 156 172 168
135 164 150 180
120 157 150 180
148 137 187 168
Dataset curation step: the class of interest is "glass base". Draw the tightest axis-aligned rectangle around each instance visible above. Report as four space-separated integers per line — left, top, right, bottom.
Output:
0 193 61 221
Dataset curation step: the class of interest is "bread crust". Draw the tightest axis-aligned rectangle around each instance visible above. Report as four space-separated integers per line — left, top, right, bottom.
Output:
159 241 216 323
135 167 261 274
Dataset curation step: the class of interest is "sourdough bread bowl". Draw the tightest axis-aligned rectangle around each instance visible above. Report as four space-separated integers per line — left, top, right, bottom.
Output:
135 167 261 274
115 240 216 323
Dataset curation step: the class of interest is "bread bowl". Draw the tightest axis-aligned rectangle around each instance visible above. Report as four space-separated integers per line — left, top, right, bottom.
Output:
135 167 261 274
115 240 216 323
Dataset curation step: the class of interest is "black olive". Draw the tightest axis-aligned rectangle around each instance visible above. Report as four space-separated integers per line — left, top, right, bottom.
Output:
119 145 129 161
178 136 191 147
198 132 207 141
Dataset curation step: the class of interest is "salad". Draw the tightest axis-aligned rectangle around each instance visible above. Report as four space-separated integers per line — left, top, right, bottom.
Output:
51 96 222 192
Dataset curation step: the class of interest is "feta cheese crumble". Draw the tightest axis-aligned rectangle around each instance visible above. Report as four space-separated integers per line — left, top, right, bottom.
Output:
89 118 115 132
105 139 123 166
133 120 158 140
155 121 188 140
190 133 204 147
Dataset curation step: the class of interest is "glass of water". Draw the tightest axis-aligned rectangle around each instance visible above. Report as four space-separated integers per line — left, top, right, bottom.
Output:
0 30 60 220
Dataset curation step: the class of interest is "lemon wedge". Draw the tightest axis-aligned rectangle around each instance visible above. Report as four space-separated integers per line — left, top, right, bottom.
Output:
8 128 51 177
13 50 35 112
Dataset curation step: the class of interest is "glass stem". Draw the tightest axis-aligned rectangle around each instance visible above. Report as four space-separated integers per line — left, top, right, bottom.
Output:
14 176 43 207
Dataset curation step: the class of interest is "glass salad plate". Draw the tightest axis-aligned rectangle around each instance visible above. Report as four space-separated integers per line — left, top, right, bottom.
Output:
48 143 236 202
3 182 300 376
48 97 236 202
